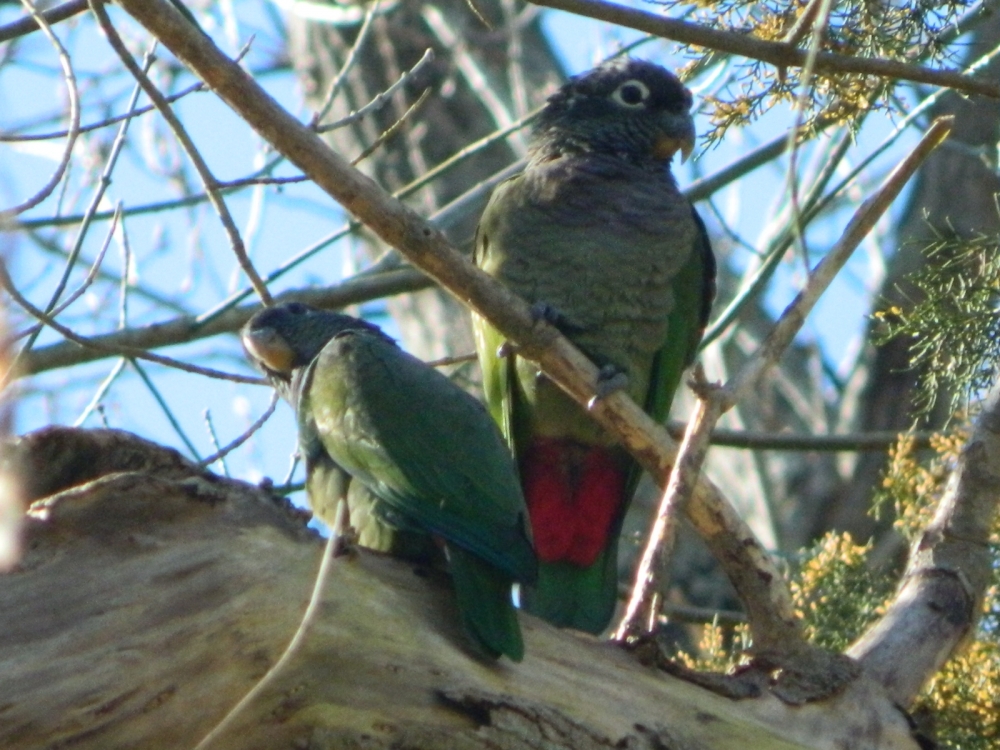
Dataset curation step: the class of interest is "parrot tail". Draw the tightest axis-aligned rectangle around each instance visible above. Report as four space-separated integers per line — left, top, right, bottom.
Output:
519 537 620 634
448 546 524 662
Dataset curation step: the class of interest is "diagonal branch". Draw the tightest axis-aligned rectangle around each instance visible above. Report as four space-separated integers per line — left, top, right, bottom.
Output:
114 0 800 650
616 119 953 642
529 0 1000 99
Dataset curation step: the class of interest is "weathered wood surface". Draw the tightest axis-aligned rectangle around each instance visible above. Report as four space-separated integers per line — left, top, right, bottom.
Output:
1 427 919 750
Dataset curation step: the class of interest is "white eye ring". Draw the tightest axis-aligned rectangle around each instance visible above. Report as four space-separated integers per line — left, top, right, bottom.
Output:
611 79 650 108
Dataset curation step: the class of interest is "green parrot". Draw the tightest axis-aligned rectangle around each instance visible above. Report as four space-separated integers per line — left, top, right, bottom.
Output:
473 58 716 634
242 302 537 661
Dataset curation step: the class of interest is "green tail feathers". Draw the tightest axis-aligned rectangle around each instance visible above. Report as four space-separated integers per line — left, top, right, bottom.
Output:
520 542 620 635
448 546 524 662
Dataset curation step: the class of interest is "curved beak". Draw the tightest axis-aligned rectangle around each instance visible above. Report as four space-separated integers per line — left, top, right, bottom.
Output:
652 112 696 163
242 326 297 378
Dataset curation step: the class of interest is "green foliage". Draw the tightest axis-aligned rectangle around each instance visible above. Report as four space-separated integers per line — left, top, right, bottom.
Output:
661 0 968 143
680 426 999 749
874 233 1000 419
788 532 892 651
675 532 892 669
874 431 1000 750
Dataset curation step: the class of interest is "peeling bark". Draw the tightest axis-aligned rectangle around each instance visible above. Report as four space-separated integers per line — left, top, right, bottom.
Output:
1 427 919 750
849 383 1000 705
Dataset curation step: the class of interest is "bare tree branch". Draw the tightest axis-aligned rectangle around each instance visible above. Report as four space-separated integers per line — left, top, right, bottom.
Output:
0 0 80 221
848 383 1000 704
17 268 429 375
89 0 272 307
617 119 951 642
0 0 87 45
529 0 1000 99
0 260 261 385
721 118 954 411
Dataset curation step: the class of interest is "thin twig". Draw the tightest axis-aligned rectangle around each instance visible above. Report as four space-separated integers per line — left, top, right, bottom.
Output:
659 603 747 627
0 81 206 142
197 392 278 468
351 88 431 166
73 358 127 427
13 205 122 342
782 0 825 47
425 352 478 369
317 49 436 135
13 47 149 363
0 0 80 221
29 228 191 314
89 0 273 306
0 259 262 385
310 1 380 127
129 358 202 460
673 425 935 452
203 409 228 476
784 0 836 271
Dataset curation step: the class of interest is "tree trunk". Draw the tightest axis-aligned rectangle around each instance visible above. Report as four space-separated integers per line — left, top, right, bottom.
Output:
1 427 920 750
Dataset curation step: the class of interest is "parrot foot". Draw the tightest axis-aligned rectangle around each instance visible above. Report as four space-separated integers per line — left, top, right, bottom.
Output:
331 498 358 557
530 301 586 335
331 525 359 557
496 340 516 359
587 364 629 408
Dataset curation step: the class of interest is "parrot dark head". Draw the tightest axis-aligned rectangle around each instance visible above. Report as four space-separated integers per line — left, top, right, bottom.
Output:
242 302 391 389
530 58 695 168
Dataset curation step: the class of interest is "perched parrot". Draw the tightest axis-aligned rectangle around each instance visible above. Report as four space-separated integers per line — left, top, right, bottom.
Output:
473 58 716 633
242 302 537 661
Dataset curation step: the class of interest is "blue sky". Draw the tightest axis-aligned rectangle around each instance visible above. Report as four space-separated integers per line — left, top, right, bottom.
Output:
0 2 920 503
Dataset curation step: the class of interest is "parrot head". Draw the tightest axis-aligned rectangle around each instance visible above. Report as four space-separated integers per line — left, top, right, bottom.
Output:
530 57 695 167
242 302 392 399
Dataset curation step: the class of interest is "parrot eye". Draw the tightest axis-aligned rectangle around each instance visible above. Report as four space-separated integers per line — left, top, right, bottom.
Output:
611 80 650 108
286 302 309 315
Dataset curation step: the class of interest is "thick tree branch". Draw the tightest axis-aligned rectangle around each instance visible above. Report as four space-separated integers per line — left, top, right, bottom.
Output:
17 269 429 375
0 426 922 750
0 0 87 45
530 0 1000 99
848 382 1000 705
114 0 800 651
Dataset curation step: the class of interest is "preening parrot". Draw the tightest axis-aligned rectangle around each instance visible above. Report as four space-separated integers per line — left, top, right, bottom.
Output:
242 302 537 661
473 58 716 633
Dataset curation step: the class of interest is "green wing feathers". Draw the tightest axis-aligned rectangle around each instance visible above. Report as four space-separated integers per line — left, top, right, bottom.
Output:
646 208 717 424
449 546 524 662
305 329 535 659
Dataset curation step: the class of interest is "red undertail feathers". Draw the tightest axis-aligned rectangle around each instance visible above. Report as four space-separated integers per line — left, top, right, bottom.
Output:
521 439 625 566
